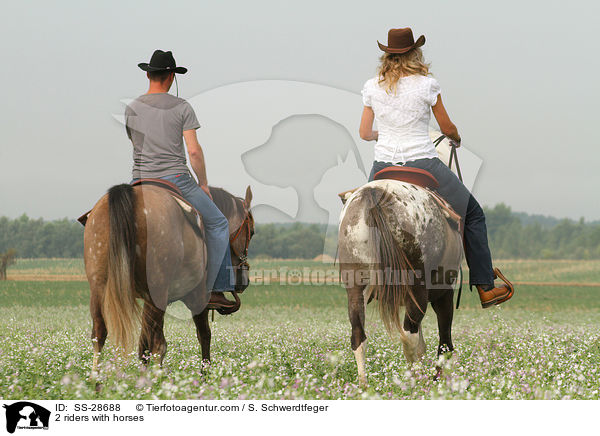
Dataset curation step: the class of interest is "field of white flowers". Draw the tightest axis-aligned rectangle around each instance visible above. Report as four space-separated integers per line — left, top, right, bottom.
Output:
1 275 599 400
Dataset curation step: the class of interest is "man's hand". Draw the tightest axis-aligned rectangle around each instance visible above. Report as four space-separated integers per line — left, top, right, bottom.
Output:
200 184 213 200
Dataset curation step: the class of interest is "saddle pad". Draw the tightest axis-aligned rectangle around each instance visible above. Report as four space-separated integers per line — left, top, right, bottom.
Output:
374 166 439 190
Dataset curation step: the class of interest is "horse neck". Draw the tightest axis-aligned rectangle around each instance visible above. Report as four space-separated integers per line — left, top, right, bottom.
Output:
209 188 245 234
226 200 246 235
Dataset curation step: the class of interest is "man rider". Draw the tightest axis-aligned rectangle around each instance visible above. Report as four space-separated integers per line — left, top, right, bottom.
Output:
125 49 236 311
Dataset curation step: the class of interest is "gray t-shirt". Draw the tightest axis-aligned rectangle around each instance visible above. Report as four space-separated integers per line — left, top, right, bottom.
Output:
125 93 200 179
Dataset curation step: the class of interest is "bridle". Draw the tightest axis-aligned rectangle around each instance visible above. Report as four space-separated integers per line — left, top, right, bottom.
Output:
229 207 253 269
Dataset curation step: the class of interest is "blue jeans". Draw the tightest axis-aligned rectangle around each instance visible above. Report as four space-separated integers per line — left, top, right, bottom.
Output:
369 158 495 286
134 173 234 292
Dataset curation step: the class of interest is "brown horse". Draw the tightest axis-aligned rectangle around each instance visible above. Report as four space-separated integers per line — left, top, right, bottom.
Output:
83 183 254 373
338 179 462 386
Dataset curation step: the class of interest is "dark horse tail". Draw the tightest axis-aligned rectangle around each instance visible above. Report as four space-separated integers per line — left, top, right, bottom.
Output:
104 184 140 351
363 186 419 335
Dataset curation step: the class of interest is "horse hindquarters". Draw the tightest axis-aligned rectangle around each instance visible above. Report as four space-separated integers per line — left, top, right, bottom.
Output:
362 186 428 362
85 184 142 366
83 195 110 374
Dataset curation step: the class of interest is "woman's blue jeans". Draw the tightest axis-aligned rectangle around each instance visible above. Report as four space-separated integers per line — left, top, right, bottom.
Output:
369 158 495 286
134 173 234 292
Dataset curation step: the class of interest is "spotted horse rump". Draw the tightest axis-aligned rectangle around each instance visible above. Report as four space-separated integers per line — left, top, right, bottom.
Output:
338 179 463 386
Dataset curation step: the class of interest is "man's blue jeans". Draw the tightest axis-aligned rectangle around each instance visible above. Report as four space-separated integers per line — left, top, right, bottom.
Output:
135 173 234 292
368 158 495 286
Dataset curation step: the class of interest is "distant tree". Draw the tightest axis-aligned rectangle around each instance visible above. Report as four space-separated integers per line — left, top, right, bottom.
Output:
0 248 17 280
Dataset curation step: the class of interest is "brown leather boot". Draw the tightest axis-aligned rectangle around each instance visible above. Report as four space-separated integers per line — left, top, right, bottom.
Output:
207 292 236 310
476 267 515 308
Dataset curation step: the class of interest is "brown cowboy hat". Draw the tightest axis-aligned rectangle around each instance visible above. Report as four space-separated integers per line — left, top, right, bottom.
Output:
377 28 425 54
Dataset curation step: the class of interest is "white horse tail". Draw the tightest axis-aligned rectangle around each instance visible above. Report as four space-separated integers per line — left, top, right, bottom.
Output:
362 186 419 334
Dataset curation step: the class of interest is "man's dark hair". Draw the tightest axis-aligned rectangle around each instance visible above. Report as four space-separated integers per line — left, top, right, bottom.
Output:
148 70 174 82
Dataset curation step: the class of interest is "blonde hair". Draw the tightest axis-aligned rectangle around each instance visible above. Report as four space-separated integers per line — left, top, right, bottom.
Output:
377 48 431 94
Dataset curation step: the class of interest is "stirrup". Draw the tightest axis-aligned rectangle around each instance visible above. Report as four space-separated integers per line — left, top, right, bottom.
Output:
213 292 241 315
492 267 514 305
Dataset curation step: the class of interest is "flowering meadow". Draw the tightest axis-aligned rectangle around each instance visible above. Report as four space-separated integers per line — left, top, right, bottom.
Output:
1 259 599 400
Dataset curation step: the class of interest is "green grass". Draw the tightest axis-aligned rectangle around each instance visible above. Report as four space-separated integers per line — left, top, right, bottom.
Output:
1 275 599 400
8 258 600 284
9 258 85 275
1 279 597 312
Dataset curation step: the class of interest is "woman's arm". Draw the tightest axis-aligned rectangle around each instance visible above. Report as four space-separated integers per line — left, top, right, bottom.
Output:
432 94 461 144
359 106 379 141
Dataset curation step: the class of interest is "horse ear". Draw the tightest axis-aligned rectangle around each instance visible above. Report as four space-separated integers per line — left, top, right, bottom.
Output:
244 185 253 208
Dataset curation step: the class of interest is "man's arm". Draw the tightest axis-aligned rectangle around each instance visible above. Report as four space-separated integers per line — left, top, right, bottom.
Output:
183 129 212 199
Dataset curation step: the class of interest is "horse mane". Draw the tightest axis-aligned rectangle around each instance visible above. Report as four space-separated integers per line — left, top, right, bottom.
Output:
209 186 244 219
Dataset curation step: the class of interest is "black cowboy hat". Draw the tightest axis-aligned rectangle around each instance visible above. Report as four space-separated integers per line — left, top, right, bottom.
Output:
138 50 188 74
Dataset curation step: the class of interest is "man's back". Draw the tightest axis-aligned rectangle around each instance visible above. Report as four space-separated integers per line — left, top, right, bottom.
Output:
125 93 199 179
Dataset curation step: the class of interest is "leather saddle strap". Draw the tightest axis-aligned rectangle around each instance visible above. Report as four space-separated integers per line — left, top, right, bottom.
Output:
493 267 513 289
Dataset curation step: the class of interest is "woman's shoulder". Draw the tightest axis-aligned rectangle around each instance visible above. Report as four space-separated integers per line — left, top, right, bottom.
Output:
362 76 380 89
411 74 438 84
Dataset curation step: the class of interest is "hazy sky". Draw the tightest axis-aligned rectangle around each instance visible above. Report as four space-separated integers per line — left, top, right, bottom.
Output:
1 0 599 222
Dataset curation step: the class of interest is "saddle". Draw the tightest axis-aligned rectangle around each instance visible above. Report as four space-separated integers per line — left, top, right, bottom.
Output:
374 166 439 190
338 167 462 232
77 178 203 233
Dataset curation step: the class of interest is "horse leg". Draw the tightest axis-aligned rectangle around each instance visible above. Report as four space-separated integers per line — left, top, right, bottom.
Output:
430 289 454 379
182 284 211 364
90 291 107 376
193 309 211 363
347 284 368 386
138 301 167 365
401 286 428 363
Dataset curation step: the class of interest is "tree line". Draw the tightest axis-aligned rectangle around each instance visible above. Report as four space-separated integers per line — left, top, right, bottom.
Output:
1 204 599 260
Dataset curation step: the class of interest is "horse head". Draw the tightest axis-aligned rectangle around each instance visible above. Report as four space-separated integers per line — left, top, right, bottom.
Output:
210 186 255 293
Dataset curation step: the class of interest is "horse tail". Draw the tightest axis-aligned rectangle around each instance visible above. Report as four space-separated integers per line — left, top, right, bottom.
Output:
104 184 140 352
363 186 419 335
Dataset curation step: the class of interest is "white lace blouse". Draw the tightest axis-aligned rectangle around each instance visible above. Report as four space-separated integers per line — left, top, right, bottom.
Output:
362 74 441 163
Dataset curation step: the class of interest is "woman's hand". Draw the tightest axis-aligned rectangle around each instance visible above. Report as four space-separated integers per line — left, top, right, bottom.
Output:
449 139 461 149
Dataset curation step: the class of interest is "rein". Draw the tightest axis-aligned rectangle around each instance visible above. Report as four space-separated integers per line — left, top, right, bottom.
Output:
433 134 463 183
434 134 465 309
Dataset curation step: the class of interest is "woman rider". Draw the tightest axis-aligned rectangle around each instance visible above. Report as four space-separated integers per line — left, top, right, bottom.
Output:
359 28 514 308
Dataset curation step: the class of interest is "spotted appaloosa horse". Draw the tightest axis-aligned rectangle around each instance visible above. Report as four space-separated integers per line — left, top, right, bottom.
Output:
83 184 254 373
338 179 463 385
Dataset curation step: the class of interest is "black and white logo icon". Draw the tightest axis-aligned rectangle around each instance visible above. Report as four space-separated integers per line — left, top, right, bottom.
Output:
3 402 50 434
